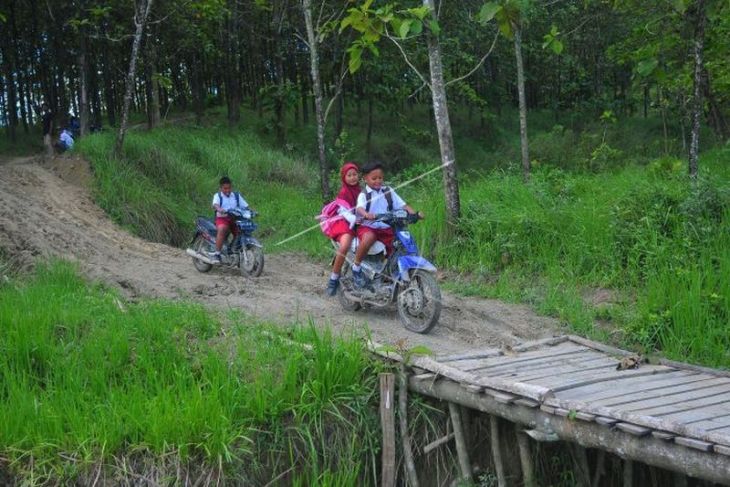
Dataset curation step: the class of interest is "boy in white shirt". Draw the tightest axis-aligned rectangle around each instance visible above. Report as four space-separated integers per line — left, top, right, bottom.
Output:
211 176 249 262
352 161 421 288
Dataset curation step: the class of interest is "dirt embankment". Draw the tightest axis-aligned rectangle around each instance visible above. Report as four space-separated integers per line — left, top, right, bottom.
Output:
0 156 563 354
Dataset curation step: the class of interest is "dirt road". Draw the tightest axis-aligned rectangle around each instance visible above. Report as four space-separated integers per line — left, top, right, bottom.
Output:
0 156 562 354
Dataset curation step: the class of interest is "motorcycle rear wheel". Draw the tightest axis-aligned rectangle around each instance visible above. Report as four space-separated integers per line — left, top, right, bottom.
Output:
338 265 362 311
192 235 213 273
397 270 441 334
240 247 264 277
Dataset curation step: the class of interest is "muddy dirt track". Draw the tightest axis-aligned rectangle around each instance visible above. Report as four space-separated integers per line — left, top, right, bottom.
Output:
0 156 563 354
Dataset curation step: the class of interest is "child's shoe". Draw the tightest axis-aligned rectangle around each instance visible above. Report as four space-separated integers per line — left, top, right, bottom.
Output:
352 268 367 289
326 278 340 296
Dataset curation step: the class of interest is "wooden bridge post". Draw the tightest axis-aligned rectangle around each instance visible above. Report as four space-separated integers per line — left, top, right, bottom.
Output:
490 416 507 487
673 472 688 487
379 373 396 487
623 459 634 487
516 427 536 487
572 444 592 487
448 402 472 483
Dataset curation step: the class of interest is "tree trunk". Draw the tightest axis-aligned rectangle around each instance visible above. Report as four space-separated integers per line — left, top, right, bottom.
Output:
101 25 117 127
303 0 331 200
424 0 460 224
366 98 374 159
191 55 205 125
114 0 154 156
514 24 530 181
145 32 161 129
1 45 18 143
78 35 90 136
225 0 241 125
702 68 728 140
688 0 706 179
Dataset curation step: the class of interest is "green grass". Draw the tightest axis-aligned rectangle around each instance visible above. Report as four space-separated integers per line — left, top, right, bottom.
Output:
0 127 44 158
408 144 730 366
0 261 381 485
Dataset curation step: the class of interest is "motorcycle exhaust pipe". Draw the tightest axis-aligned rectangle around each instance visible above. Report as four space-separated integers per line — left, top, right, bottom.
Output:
186 248 216 265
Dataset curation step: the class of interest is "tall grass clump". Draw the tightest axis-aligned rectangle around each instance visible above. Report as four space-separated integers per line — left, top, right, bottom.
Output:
77 125 323 254
0 261 381 485
412 145 730 365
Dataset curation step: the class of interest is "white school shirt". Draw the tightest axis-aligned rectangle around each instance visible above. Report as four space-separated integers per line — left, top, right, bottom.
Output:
356 185 406 229
212 191 248 217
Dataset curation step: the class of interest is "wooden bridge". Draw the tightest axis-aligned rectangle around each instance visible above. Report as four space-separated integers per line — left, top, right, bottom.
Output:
377 335 730 485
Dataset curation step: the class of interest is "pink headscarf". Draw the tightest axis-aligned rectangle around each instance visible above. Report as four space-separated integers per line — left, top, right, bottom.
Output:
336 162 360 208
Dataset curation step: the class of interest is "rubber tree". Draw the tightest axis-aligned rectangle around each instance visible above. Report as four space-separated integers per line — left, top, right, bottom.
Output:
114 0 154 156
688 0 707 179
478 0 533 181
341 1 461 224
423 0 460 223
302 0 331 200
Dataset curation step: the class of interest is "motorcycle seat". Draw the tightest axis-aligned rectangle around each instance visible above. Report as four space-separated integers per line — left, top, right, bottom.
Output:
350 238 386 255
196 217 217 236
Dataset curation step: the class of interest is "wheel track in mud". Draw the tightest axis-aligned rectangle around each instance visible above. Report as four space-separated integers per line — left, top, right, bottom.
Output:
0 156 563 354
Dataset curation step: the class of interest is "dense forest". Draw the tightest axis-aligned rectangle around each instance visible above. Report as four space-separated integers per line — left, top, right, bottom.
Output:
2 0 728 201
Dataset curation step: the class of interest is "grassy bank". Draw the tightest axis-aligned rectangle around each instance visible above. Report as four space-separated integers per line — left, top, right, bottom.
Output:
76 112 730 368
0 261 381 485
407 148 730 367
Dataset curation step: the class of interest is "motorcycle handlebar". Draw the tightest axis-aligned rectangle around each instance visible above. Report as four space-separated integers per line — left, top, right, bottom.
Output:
369 211 421 225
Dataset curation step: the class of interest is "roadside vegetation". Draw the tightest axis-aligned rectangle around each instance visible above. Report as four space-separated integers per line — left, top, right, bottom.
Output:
0 261 382 484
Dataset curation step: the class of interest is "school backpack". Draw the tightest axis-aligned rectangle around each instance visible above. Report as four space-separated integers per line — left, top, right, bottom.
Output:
317 198 352 238
215 191 241 216
364 187 393 213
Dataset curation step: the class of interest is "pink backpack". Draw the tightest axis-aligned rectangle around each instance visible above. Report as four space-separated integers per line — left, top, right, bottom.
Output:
317 198 352 238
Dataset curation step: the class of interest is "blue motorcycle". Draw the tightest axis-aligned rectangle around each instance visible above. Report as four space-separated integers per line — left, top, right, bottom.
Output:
186 208 264 277
337 209 441 334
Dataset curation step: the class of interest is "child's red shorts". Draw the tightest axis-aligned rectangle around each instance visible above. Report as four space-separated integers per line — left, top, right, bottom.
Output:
357 226 394 255
328 219 356 241
215 216 240 235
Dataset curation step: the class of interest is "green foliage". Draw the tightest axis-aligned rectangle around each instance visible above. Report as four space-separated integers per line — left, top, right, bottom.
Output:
0 262 381 484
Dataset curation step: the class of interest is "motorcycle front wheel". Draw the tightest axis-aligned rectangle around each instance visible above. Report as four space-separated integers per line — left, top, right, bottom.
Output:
192 235 213 273
397 270 441 334
338 265 362 311
240 246 264 277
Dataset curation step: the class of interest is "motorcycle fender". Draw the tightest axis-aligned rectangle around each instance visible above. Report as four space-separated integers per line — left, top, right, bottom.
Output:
243 236 263 248
397 255 436 282
190 230 211 245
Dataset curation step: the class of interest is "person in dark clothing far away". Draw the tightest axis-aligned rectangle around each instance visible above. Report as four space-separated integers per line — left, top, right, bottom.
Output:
33 103 54 157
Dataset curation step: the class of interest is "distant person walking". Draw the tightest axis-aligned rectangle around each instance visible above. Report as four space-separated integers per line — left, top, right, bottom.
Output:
34 103 54 157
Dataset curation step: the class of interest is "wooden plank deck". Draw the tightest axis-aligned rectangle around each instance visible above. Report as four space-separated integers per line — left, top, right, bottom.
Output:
390 335 730 483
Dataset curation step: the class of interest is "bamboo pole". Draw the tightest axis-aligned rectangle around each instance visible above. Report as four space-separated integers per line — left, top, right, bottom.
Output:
448 402 472 483
380 373 396 487
490 416 507 487
398 366 419 487
592 450 606 487
516 428 536 487
623 459 634 487
573 444 592 487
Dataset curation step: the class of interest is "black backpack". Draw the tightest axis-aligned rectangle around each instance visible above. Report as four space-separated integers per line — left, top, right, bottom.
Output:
364 187 393 213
